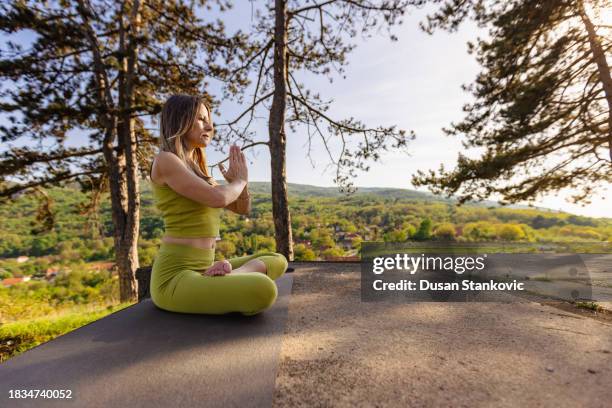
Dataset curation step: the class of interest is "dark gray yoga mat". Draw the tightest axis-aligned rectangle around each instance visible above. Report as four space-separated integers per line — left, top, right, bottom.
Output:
0 273 293 408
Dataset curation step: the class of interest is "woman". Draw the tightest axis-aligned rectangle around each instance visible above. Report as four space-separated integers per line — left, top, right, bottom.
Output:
149 94 288 316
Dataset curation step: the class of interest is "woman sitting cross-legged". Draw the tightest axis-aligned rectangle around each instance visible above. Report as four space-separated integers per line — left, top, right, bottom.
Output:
149 94 288 316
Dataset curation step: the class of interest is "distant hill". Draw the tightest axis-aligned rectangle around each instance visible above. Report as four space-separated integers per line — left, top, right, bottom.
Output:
9 178 588 217
214 181 565 214
15 177 600 219
2 173 596 216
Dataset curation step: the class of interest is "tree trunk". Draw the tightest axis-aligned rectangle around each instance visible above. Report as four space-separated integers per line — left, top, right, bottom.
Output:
113 109 140 303
112 0 142 303
105 135 138 303
579 1 612 161
117 139 140 304
268 0 294 261
115 133 140 302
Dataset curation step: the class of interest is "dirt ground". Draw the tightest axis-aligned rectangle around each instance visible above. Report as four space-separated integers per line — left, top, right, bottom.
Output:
272 262 612 408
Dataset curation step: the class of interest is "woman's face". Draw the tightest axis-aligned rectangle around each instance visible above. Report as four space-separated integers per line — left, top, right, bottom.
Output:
185 103 214 149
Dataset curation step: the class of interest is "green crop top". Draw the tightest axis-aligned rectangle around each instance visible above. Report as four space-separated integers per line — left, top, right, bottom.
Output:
151 180 222 239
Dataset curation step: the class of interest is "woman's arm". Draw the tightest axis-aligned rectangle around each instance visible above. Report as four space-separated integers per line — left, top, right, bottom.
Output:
157 151 246 208
225 183 251 215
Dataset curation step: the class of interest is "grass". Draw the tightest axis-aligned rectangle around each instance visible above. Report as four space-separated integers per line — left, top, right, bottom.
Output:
530 276 553 282
574 301 605 312
0 301 134 362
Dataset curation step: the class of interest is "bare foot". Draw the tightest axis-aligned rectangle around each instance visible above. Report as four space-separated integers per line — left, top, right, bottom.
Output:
202 260 232 276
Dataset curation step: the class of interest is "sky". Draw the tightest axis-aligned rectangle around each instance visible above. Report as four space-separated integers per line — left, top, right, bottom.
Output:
1 1 610 218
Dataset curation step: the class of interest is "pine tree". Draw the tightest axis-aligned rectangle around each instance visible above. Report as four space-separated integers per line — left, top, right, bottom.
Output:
216 0 414 260
0 0 253 301
410 0 611 205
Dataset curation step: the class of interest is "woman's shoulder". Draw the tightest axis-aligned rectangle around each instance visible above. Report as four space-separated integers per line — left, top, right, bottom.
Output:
155 151 178 164
153 152 215 187
151 152 178 187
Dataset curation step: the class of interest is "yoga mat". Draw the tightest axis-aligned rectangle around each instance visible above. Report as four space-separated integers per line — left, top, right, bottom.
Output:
0 274 293 408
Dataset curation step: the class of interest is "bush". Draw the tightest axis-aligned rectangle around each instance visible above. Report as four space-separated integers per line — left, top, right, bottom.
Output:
87 239 113 261
497 224 526 241
433 223 456 240
30 235 58 256
383 230 408 242
138 245 158 267
255 235 276 252
322 246 345 259
82 271 106 288
216 240 237 259
463 221 496 241
558 226 603 241
402 224 416 239
0 233 24 257
413 218 432 241
294 243 316 261
351 236 363 250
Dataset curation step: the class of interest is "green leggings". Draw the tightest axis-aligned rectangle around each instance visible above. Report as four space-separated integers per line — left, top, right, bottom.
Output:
150 242 288 316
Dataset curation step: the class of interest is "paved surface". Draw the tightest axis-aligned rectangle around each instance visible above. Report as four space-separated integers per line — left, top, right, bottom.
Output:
0 274 293 408
273 263 612 408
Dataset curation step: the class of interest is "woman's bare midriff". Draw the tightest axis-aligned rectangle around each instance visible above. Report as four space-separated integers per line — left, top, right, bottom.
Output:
161 236 216 250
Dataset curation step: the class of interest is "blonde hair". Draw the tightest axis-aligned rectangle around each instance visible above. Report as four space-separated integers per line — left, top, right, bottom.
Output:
159 94 218 186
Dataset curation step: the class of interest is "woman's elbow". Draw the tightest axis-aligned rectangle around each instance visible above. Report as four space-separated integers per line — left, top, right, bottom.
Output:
236 204 251 216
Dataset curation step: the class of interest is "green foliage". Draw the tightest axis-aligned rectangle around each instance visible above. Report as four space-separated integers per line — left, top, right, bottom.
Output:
530 215 564 229
0 302 132 362
0 233 23 258
463 221 497 241
0 0 252 213
567 215 597 227
402 224 417 239
294 244 316 261
383 230 408 242
0 267 120 323
254 235 276 252
215 240 237 260
558 226 602 241
497 224 525 241
250 235 259 252
140 216 164 240
413 218 433 241
574 301 604 312
138 239 159 267
309 229 335 249
433 223 456 240
322 246 345 259
1 183 610 268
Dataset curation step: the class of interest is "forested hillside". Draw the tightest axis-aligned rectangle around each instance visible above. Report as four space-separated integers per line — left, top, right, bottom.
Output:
1 181 611 272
